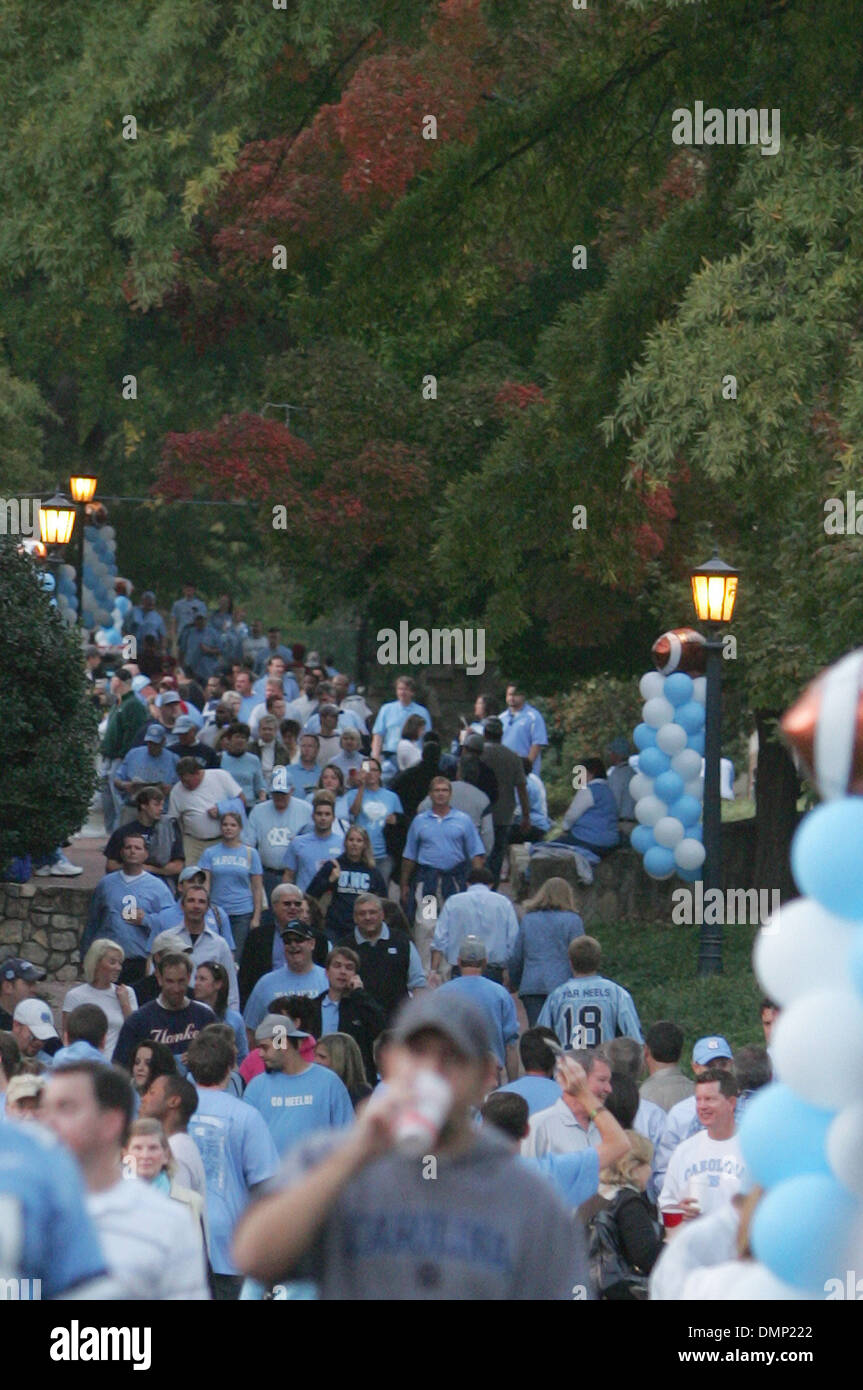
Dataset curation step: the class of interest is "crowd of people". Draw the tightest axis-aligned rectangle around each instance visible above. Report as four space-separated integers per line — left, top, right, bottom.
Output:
0 587 773 1301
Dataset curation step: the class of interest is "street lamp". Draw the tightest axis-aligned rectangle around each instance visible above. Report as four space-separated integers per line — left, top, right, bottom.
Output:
38 493 76 547
69 474 98 504
69 474 98 625
690 550 739 977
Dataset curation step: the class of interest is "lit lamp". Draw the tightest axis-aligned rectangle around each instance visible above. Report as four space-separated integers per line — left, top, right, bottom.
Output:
38 494 76 547
69 473 98 504
690 550 739 977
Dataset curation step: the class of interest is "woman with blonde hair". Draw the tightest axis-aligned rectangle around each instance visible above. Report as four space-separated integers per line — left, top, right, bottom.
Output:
306 826 387 940
62 939 137 1057
314 1032 372 1108
581 1131 663 1300
507 876 585 1025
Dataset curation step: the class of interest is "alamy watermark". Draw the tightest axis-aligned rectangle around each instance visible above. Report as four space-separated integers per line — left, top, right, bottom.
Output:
671 102 780 157
0 498 40 536
671 885 781 927
377 622 485 676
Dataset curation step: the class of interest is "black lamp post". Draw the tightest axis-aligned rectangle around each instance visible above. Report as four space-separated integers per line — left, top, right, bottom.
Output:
69 474 98 625
690 551 739 977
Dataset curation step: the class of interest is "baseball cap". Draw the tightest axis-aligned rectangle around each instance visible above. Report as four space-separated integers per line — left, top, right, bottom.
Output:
156 691 181 707
131 674 151 693
6 1075 45 1104
145 723 167 743
178 865 204 884
692 1035 733 1066
151 932 191 958
458 935 488 964
271 767 291 793
463 732 484 753
280 920 314 941
255 1013 310 1043
394 991 492 1062
1 958 46 984
173 715 197 734
13 998 58 1041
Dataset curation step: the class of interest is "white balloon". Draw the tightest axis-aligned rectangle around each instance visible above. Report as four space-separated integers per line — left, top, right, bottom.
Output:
771 989 863 1109
671 748 702 780
674 837 706 870
639 671 665 701
654 816 685 848
629 773 654 802
827 1102 863 1198
643 697 675 729
684 777 704 799
753 898 856 1007
692 676 707 704
656 722 688 756
634 795 668 827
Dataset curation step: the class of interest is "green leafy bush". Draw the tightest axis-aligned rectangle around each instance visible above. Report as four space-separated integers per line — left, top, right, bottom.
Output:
1 543 97 871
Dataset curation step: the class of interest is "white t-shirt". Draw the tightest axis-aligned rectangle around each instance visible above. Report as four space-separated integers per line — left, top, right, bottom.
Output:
168 770 243 840
62 982 138 1057
659 1130 746 1217
397 739 422 771
649 1202 740 1301
169 1132 207 1198
87 1178 209 1300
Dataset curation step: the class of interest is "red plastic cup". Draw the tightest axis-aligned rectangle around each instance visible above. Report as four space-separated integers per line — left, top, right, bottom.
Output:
662 1208 685 1229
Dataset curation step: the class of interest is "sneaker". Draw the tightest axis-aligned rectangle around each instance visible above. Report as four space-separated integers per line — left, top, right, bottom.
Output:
34 865 54 877
50 858 84 877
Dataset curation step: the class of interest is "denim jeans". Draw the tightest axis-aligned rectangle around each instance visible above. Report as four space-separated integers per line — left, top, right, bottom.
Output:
230 912 254 962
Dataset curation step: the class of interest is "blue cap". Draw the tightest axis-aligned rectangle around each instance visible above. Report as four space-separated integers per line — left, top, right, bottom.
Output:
145 723 167 743
692 1035 733 1066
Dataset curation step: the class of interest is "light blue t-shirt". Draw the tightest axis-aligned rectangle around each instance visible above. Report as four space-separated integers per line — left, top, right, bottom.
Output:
116 745 179 797
372 700 433 754
146 901 235 951
436 975 518 1067
199 842 263 915
283 828 346 891
522 1148 600 1208
499 1075 562 1116
243 1063 354 1155
244 964 329 1030
245 798 313 870
500 703 548 773
537 974 643 1048
82 870 176 960
220 751 266 805
349 788 402 858
284 764 324 799
188 1086 279 1275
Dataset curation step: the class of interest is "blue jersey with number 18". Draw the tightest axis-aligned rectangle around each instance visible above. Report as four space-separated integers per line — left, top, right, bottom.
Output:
537 973 643 1048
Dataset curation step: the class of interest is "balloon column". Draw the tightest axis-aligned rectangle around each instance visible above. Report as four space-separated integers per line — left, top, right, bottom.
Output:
630 629 708 881
55 523 122 638
740 650 863 1293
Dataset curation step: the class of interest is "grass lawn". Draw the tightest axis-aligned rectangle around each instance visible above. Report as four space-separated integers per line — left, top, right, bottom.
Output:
591 917 764 1077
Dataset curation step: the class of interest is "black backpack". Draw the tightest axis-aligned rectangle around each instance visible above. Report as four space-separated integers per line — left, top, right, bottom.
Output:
587 1189 650 1301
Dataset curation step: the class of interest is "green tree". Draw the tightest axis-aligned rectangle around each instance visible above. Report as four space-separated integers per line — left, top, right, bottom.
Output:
0 544 97 872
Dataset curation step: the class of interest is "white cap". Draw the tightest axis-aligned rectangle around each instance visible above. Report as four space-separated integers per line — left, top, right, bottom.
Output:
13 998 58 1041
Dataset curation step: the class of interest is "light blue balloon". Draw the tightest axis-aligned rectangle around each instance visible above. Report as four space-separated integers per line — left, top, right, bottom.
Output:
751 1175 856 1291
683 823 703 842
791 799 863 919
676 866 702 882
654 770 685 803
664 672 694 706
638 746 670 778
668 795 702 828
686 730 705 755
849 934 863 1001
739 1084 834 1189
675 700 705 733
115 595 132 615
644 845 676 879
633 723 657 751
630 825 656 855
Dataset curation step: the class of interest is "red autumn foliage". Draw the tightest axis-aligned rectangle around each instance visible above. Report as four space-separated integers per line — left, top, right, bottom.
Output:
494 381 547 415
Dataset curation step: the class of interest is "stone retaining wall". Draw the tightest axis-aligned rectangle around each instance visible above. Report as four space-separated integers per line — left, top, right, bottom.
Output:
0 883 87 980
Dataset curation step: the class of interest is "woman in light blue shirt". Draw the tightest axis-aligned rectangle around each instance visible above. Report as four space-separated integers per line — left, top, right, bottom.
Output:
508 876 585 1026
199 812 263 961
317 765 352 825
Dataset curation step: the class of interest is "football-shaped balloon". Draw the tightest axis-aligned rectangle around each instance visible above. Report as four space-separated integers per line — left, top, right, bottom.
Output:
780 649 863 800
652 627 708 675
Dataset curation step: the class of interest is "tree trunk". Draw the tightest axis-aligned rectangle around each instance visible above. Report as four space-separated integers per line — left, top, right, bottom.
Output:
753 708 801 901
